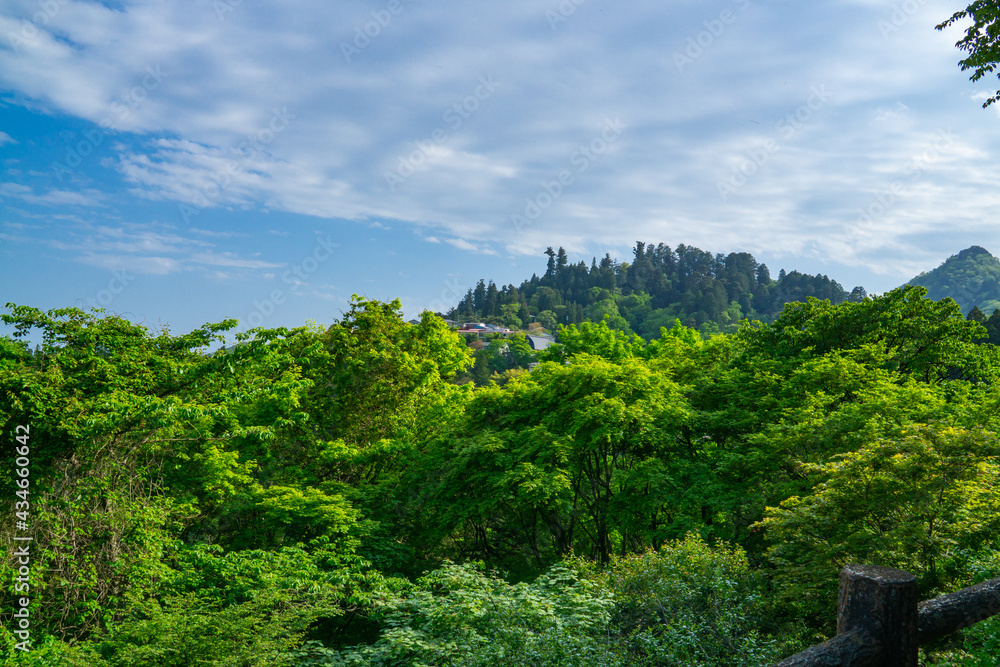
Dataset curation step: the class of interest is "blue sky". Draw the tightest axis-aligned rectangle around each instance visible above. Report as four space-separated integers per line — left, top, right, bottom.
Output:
2 0 999 337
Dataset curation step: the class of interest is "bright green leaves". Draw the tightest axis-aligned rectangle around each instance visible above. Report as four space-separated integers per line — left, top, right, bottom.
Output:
328 536 778 667
415 353 692 569
474 333 537 382
688 287 997 548
329 561 617 667
404 310 475 380
0 305 384 645
759 424 1000 621
190 443 260 506
736 286 988 382
314 296 472 451
540 319 646 363
8 286 1000 663
258 486 360 545
96 543 395 667
591 534 779 667
938 1 1000 108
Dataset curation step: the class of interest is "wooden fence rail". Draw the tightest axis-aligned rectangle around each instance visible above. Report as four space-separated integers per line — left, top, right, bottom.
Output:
773 564 1000 666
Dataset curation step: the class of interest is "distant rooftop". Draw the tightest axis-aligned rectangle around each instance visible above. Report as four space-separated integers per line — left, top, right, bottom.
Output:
526 335 555 351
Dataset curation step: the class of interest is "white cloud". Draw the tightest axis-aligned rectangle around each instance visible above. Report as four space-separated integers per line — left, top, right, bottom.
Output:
189 251 283 270
0 183 105 207
444 238 479 252
78 253 181 275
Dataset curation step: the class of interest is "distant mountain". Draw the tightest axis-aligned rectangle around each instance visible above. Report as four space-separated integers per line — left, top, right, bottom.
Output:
907 246 1000 316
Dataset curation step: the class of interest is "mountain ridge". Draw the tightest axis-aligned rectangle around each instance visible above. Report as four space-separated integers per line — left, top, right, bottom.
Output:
906 245 1000 316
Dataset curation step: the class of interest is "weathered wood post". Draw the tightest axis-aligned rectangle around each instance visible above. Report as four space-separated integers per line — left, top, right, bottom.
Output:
775 568 1000 666
773 564 918 666
837 565 919 666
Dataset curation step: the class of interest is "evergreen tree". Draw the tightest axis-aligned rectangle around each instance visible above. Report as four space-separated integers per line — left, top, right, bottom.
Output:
485 280 500 319
473 279 487 315
849 286 868 303
988 308 1000 345
471 350 492 386
545 247 557 278
556 247 568 272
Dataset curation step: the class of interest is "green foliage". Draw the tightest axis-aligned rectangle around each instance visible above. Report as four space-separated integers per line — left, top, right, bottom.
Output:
760 424 1000 624
408 351 691 571
540 320 646 363
84 543 397 667
8 282 1000 664
680 287 992 553
536 310 558 332
0 304 291 638
96 592 310 667
938 4 1000 108
591 534 779 667
317 296 472 449
321 561 618 667
0 301 441 653
733 286 991 382
477 334 536 379
258 486 360 544
0 636 109 667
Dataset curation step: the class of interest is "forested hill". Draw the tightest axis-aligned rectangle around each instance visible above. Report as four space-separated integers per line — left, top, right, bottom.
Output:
448 242 863 337
907 245 1000 316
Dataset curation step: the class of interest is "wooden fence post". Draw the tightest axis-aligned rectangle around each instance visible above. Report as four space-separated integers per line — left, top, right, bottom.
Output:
838 565 919 666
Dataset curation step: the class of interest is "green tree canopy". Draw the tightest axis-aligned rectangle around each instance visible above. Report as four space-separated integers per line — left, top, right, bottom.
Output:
938 1 1000 107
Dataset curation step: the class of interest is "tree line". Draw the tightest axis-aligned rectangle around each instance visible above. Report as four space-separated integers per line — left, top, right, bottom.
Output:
448 242 864 338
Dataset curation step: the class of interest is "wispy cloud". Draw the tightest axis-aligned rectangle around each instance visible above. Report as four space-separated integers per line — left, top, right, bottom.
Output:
0 183 106 207
39 222 284 276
